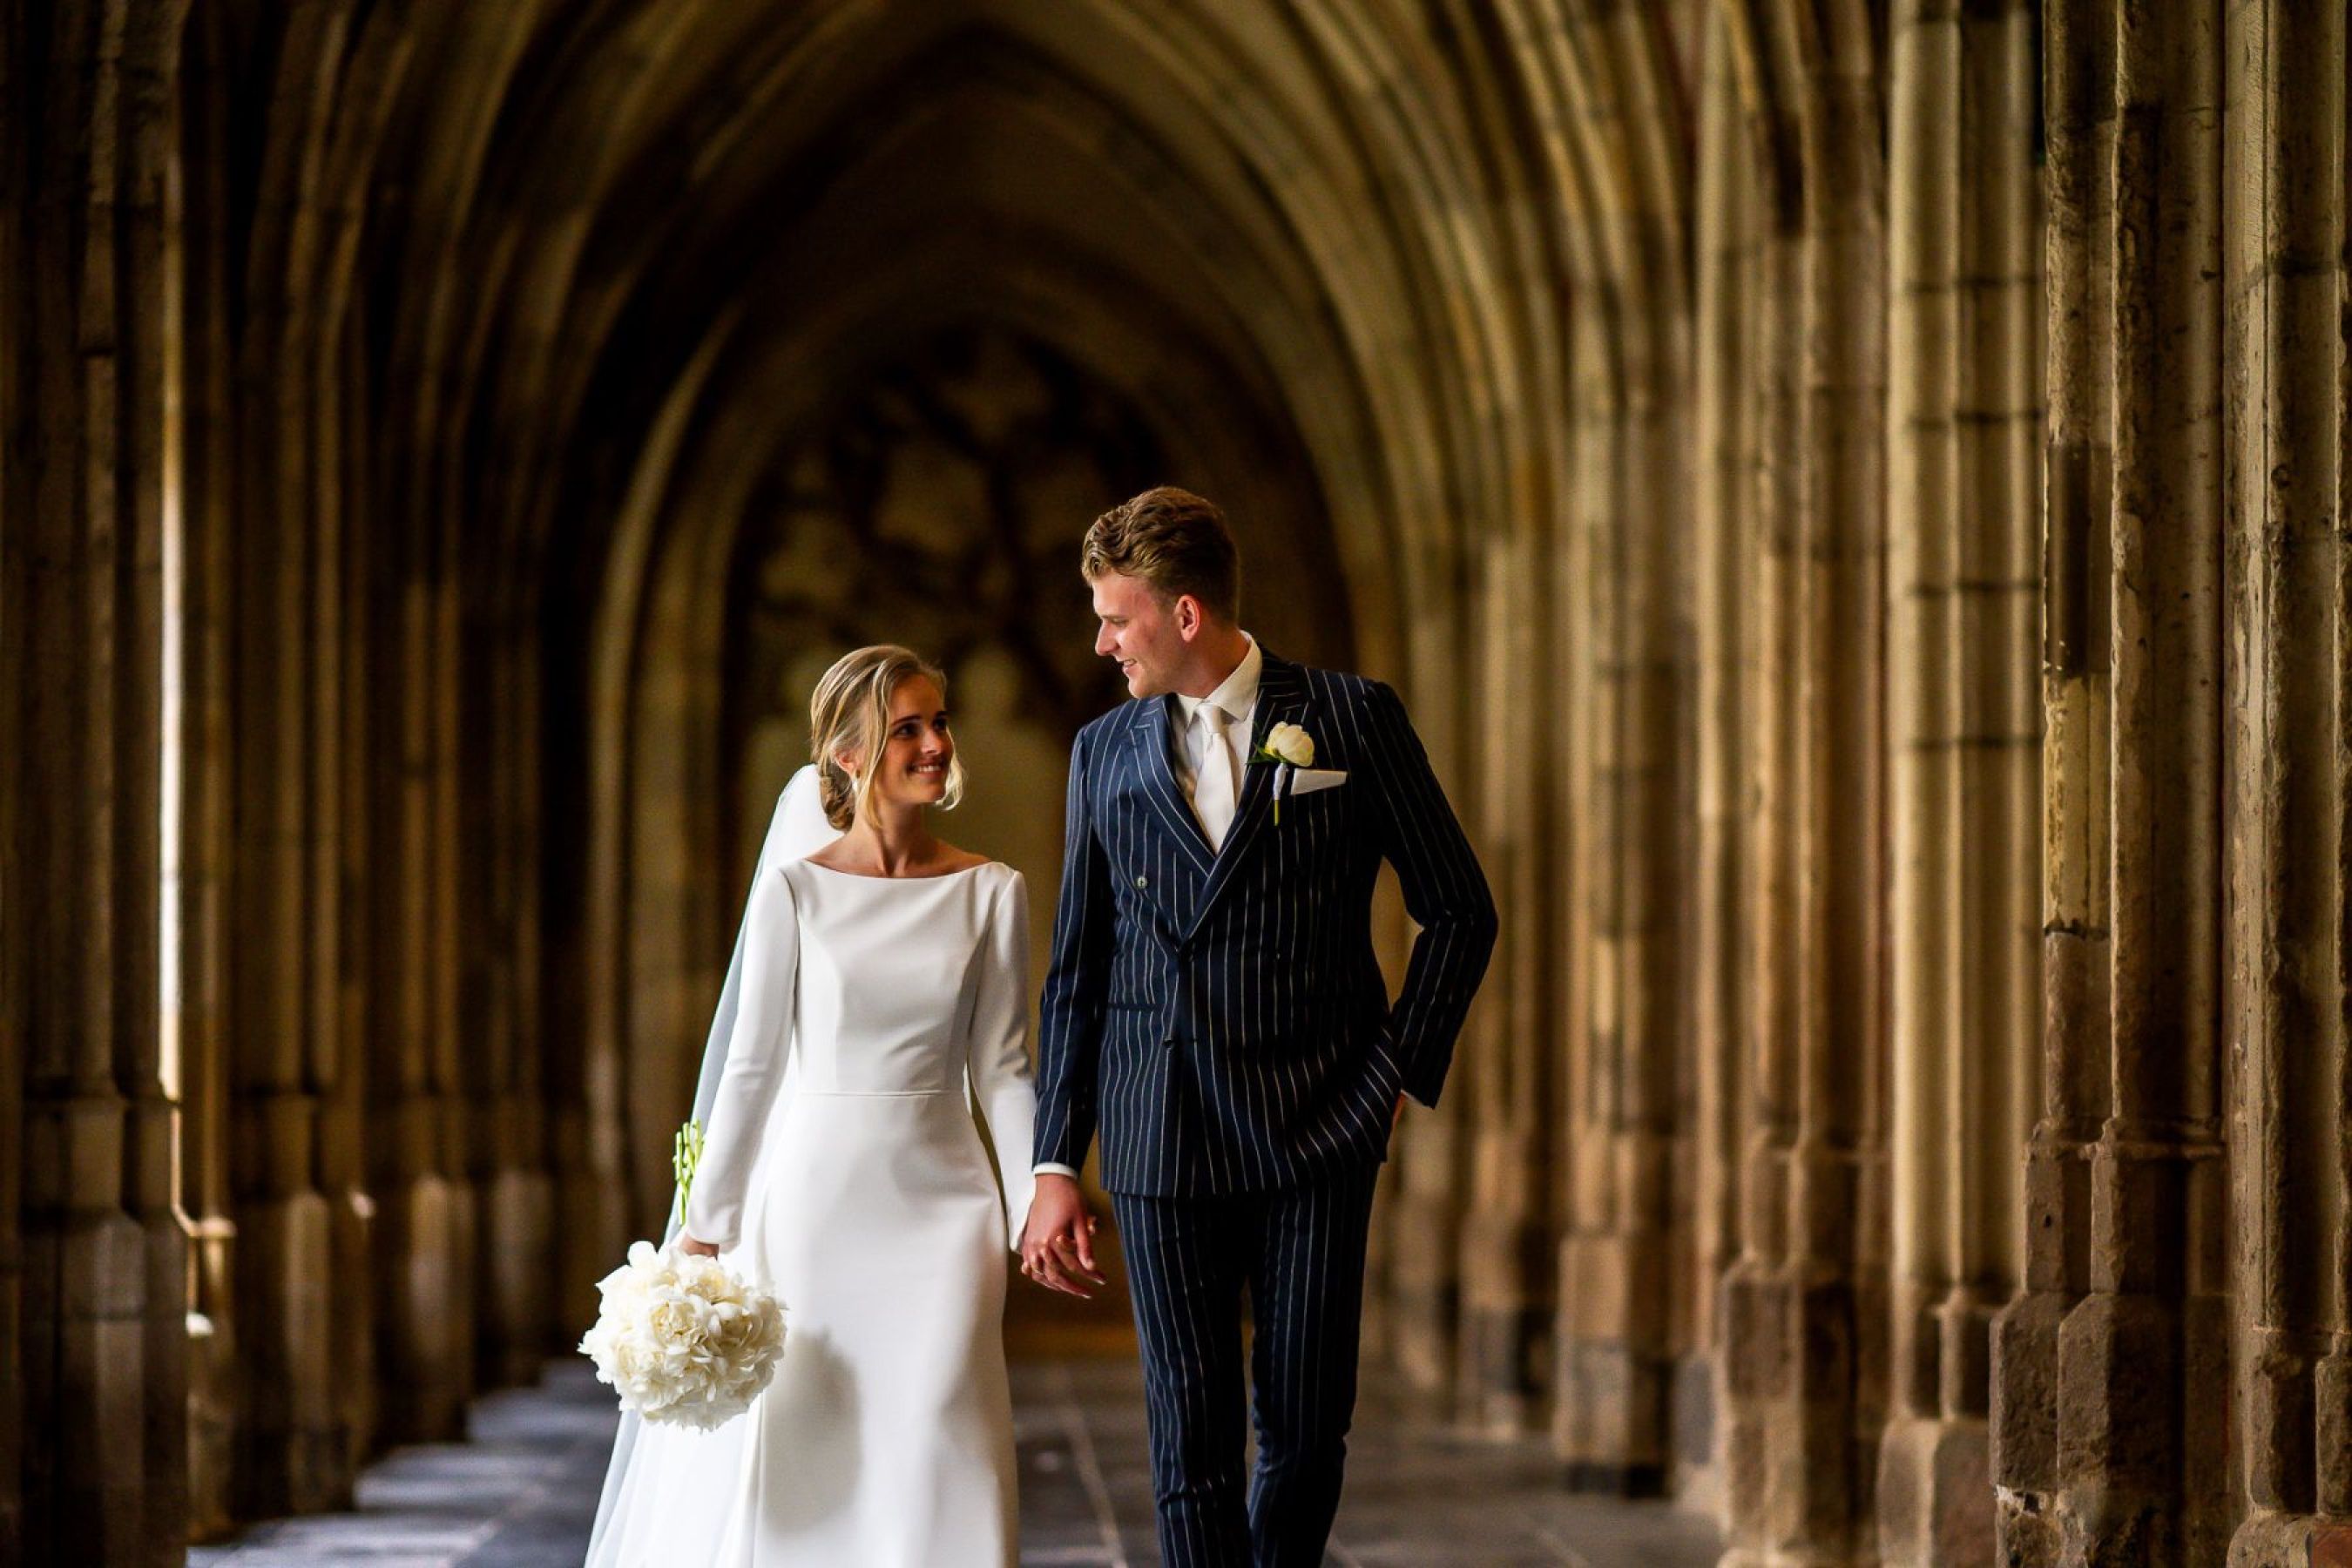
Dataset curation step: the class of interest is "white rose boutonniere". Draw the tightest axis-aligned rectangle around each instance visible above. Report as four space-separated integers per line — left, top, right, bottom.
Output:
1250 722 1317 822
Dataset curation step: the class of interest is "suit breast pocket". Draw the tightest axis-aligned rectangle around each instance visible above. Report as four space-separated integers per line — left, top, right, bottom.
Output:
1285 767 1348 798
1272 774 1353 867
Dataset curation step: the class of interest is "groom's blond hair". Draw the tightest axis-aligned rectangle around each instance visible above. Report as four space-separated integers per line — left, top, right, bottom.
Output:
809 645 967 832
1083 486 1240 623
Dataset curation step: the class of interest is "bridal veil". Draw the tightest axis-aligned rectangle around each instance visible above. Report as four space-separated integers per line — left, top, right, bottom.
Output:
584 765 837 1559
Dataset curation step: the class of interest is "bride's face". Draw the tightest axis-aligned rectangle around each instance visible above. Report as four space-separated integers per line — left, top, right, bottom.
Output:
841 675 954 816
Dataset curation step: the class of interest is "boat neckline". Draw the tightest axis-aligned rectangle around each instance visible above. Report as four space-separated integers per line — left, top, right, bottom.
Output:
793 856 997 883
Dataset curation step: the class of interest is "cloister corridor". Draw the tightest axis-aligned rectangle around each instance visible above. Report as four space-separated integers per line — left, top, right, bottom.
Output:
8 2 2352 1565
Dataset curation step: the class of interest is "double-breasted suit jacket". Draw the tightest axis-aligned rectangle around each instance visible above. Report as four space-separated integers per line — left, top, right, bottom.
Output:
1033 649 1497 1197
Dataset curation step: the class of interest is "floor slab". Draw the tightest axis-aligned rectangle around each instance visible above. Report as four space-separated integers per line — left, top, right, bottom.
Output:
191 1358 1723 1566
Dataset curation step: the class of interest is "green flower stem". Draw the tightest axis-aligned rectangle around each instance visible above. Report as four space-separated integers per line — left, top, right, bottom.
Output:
672 1119 706 1224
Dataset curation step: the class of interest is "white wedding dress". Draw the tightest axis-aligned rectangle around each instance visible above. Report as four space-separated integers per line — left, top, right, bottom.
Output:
587 841 1038 1568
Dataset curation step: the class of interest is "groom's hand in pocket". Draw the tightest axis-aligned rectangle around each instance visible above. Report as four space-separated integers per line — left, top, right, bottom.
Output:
1020 1173 1104 1297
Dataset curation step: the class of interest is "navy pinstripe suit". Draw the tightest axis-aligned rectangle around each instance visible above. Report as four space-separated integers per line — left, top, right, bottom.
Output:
1034 649 1496 1565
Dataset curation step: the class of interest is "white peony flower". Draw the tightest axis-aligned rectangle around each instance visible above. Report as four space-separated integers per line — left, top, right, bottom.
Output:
578 1240 787 1430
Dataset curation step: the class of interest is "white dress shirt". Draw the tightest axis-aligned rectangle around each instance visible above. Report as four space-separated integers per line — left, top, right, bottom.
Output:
1171 635 1261 848
1034 636 1259 1185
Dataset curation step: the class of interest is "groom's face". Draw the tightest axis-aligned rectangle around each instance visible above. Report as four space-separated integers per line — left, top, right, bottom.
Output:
1092 571 1186 700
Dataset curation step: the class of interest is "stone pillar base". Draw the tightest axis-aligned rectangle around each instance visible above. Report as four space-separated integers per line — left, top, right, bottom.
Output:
1673 1351 1724 1511
1718 1261 1788 1553
139 1210 188 1562
1457 1206 1548 1435
2227 1512 2352 1567
23 1209 151 1564
372 1173 471 1443
185 1218 237 1539
186 1308 236 1541
0 1239 18 1558
556 1161 634 1347
1458 1303 1549 1435
482 1168 554 1384
1990 1285 2069 1568
1876 1413 1992 1565
1555 1335 1672 1496
233 1191 345 1517
1383 1184 1459 1407
1993 1487 2062 1568
1555 1224 1673 1488
328 1186 377 1468
2053 1291 2184 1563
1713 1264 1877 1568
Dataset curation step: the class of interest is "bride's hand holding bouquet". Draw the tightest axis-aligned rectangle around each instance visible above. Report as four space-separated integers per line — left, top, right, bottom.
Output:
577 1119 783 1430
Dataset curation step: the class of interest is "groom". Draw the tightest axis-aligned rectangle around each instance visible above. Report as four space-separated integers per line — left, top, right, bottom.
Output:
1021 486 1497 1566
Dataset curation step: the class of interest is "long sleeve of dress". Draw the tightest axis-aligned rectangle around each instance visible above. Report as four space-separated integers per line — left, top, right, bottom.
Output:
968 870 1038 1249
682 864 800 1251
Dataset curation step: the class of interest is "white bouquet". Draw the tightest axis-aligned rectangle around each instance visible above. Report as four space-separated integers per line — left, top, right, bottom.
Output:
578 1119 786 1429
578 1241 786 1429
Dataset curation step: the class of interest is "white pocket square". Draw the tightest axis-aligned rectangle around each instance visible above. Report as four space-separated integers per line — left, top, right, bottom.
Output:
1286 767 1348 796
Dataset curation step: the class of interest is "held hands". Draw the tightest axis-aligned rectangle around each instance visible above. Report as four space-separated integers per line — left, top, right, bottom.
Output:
1018 1173 1105 1298
675 1233 720 1258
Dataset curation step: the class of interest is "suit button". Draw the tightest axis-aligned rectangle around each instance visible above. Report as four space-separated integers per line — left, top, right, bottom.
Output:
1134 875 1148 889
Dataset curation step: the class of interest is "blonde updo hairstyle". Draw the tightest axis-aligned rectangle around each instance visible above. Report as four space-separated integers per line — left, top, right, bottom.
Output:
809 645 966 832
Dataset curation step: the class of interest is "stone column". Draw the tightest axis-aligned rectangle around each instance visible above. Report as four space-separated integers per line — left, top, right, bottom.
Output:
1456 516 1556 1436
1688 8 1763 1509
1786 26 1891 1564
172 0 240 1531
223 393 343 1513
562 629 630 1335
1720 5 1893 1560
0 570 16 1567
567 537 657 1335
1554 274 1689 1489
433 542 480 1415
2220 3 2352 1563
1718 208 1810 1567
1542 227 1597 1454
217 2 379 1506
368 557 476 1443
321 314 377 1472
1879 3 2043 1564
0 663 15 1568
1542 8 1701 1473
473 612 557 1387
1383 626 1476 1408
1992 3 2233 1564
1987 0 2110 1556
1 13 27 1554
6 4 187 1560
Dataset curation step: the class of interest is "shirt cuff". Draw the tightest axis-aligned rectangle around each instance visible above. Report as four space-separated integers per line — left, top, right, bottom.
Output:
1032 1162 1082 1179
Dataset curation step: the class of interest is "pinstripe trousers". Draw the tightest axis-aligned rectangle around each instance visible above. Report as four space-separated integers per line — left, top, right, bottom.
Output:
1110 1163 1382 1568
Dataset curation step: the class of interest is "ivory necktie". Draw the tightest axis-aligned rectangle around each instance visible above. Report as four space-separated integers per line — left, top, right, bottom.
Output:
1194 705 1238 851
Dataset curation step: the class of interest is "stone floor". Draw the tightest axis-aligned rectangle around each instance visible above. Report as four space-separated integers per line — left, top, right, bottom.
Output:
192 1357 1723 1566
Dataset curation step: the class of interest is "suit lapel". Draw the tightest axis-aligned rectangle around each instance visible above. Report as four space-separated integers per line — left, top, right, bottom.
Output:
1188 653 1309 939
1125 696 1213 877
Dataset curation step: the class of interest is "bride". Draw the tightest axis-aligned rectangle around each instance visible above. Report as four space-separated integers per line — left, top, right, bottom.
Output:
587 644 1041 1567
